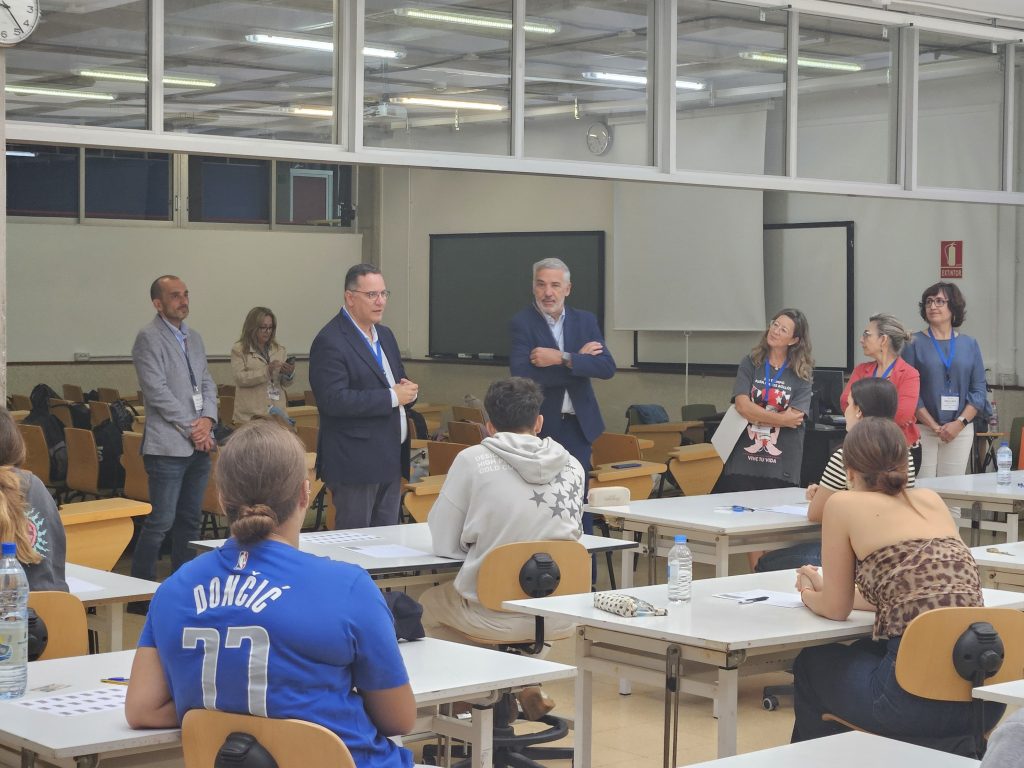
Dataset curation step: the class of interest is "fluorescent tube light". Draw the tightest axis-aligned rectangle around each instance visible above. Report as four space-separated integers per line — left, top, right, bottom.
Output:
5 85 115 101
391 96 504 111
246 33 404 59
582 71 706 91
289 106 333 117
79 69 219 88
394 7 560 35
5 150 36 157
739 51 863 72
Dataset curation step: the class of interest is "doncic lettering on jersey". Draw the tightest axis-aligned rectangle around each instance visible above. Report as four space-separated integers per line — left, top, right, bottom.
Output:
192 572 290 615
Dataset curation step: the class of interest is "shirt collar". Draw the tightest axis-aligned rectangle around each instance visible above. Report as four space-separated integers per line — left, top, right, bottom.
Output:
158 314 188 342
535 301 565 326
342 307 378 343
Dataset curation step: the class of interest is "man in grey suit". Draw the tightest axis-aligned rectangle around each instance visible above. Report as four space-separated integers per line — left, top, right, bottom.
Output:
131 275 218 585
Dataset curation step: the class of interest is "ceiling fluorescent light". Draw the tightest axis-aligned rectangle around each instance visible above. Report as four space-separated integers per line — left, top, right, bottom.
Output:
5 150 36 157
5 85 115 101
582 71 706 91
394 7 560 35
363 45 405 60
79 69 219 88
391 96 504 111
289 106 333 117
246 33 404 59
739 51 862 72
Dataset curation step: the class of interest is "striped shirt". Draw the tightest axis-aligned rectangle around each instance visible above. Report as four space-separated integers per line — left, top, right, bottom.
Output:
820 446 917 491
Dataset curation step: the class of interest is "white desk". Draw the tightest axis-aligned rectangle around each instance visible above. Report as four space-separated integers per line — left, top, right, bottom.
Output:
973 678 1024 708
66 565 160 653
0 639 575 768
194 523 637 589
591 486 817 579
971 540 1024 592
505 570 1024 767
685 730 979 768
918 471 1024 545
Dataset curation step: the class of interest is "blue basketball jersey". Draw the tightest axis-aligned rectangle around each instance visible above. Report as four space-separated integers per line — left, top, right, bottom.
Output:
139 538 412 767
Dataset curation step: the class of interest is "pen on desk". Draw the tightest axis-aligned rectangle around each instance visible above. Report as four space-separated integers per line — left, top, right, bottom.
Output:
731 505 754 513
740 596 769 604
101 677 129 685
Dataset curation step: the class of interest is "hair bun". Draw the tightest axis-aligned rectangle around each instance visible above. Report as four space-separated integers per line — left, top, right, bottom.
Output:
238 503 274 519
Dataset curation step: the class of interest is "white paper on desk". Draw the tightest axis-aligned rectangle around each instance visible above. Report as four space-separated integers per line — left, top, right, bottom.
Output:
711 405 747 462
713 589 805 608
343 544 431 559
65 575 104 594
770 504 810 517
17 687 126 715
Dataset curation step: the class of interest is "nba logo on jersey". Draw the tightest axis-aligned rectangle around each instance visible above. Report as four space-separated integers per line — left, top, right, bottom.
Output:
235 551 249 570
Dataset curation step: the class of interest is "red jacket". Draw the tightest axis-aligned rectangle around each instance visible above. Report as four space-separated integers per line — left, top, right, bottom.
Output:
841 357 921 446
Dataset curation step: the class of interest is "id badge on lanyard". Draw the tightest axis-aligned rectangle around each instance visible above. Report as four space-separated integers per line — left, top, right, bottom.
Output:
192 389 204 413
267 381 281 401
929 330 959 414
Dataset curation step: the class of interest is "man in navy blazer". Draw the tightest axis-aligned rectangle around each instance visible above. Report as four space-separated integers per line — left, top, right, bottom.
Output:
309 264 418 529
509 257 615 533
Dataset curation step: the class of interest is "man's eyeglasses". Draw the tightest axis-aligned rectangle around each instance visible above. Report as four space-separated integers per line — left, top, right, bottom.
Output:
924 297 948 307
349 289 392 301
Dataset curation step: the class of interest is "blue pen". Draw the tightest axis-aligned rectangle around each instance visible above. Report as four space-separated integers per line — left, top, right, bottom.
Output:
731 505 753 513
101 676 129 685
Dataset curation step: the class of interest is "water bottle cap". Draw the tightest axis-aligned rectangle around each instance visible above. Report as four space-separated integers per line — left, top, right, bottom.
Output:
1001 442 1009 448
1 542 15 557
674 535 687 544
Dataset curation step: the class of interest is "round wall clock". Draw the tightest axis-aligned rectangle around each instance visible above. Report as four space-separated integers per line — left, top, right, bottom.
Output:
586 122 612 156
0 0 40 46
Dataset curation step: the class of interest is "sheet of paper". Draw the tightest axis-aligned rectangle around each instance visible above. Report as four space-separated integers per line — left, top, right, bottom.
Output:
303 531 383 544
770 503 810 517
710 405 747 462
17 687 127 716
343 544 432 559
65 575 104 594
712 589 805 608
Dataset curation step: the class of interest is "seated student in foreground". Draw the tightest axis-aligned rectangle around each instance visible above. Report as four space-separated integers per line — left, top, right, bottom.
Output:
791 417 1001 752
755 377 916 572
0 408 67 591
125 419 416 767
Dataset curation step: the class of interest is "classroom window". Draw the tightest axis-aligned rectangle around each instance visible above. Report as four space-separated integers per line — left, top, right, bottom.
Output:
275 162 354 227
188 155 270 224
6 145 79 217
85 150 172 220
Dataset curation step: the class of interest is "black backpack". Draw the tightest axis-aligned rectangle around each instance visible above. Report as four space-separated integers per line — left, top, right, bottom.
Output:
23 384 68 482
92 419 126 490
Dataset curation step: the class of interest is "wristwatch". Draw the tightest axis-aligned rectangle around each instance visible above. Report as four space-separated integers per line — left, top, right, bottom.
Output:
959 416 970 427
561 352 571 366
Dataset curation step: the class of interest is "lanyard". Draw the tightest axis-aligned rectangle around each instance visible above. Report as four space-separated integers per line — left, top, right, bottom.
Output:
873 359 897 379
182 338 199 393
344 310 384 371
927 328 956 383
763 359 788 403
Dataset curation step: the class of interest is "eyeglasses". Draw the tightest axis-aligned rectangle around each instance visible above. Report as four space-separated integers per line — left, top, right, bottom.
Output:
924 297 948 307
349 289 392 301
258 325 275 332
861 330 875 339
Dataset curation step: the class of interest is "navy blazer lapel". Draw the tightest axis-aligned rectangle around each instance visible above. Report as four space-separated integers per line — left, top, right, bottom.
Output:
337 313 389 386
529 305 560 348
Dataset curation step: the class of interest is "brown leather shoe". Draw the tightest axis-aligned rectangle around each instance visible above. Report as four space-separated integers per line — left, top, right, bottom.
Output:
516 686 555 721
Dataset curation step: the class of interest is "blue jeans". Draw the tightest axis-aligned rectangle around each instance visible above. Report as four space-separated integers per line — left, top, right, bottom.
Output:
755 540 822 572
793 637 1004 755
131 452 212 581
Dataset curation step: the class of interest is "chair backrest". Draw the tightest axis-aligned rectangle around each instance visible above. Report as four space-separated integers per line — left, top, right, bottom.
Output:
28 591 89 660
427 441 471 476
182 710 356 768
49 399 73 428
895 607 1024 702
62 384 84 403
18 424 51 485
476 540 591 612
10 394 32 411
219 395 235 427
297 424 318 453
451 405 485 424
681 403 717 421
591 432 642 467
120 431 149 502
217 383 237 398
65 427 100 495
202 452 222 516
447 421 484 446
90 400 112 428
304 389 317 406
96 387 120 404
1010 416 1024 469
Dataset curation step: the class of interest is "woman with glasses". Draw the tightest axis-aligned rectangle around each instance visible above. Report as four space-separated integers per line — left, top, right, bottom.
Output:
231 307 295 424
840 314 921 473
902 283 988 478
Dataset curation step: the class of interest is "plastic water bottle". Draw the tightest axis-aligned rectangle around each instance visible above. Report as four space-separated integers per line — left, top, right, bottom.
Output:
667 535 692 604
996 442 1013 486
0 542 29 700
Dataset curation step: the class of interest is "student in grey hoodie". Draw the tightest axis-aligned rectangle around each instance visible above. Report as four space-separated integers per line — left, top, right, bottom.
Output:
421 376 584 644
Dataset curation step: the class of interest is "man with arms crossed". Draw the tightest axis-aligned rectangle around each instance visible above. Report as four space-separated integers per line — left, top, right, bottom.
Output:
131 275 217 589
310 264 417 529
509 257 615 534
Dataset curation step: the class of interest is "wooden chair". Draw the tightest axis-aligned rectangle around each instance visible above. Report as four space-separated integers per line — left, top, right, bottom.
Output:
667 443 723 496
18 424 53 487
427 441 471 476
65 427 115 500
200 452 225 538
680 403 718 421
9 394 31 411
217 383 236 398
219 395 235 427
60 497 150 570
591 432 642 466
182 710 355 768
27 591 89 660
120 431 149 502
96 387 120 404
297 424 318 453
62 384 84 403
89 400 112 427
49 398 73 428
304 389 317 406
447 420 484 446
1010 416 1024 469
451 404 485 424
402 475 445 523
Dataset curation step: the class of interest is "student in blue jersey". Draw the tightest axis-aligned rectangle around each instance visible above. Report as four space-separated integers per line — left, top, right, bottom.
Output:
125 419 416 767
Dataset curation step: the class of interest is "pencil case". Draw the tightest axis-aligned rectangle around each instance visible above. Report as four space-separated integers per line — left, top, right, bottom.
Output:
593 592 667 617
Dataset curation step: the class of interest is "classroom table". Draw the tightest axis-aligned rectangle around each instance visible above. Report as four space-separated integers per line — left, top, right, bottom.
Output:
971 540 1024 592
0 640 575 768
193 522 638 589
60 498 152 572
66 564 160 653
973 678 1024 708
590 486 817 580
918 470 1024 546
684 730 979 768
504 569 1024 767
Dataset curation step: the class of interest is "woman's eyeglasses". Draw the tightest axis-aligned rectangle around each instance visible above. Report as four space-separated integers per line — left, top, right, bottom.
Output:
924 297 948 307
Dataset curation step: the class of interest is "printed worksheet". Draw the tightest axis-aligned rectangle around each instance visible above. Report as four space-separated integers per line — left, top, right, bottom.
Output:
17 686 127 716
302 531 383 544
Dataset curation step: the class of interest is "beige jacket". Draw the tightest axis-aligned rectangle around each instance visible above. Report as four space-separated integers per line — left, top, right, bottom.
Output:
230 341 292 423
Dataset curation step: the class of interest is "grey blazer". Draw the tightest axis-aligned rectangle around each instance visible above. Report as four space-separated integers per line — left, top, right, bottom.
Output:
132 315 218 457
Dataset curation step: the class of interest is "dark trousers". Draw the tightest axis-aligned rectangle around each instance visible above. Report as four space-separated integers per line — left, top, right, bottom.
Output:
793 637 1004 754
539 413 593 535
330 478 402 530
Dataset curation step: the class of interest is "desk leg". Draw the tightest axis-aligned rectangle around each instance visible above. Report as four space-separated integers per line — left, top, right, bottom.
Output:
647 525 659 586
19 749 36 768
714 538 730 578
574 630 593 768
75 758 98 768
1007 512 1020 544
662 645 682 768
469 706 493 768
970 501 983 548
90 605 124 653
618 533 634 695
716 667 739 758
